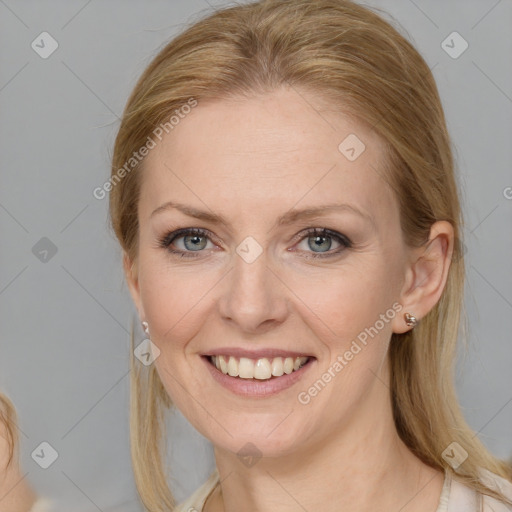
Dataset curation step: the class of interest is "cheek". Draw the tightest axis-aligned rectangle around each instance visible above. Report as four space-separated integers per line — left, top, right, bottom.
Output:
290 260 398 352
138 257 220 353
137 262 216 412
289 264 399 432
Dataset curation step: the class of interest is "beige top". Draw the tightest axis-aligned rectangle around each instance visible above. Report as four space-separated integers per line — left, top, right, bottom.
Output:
24 468 512 511
175 468 512 512
28 498 53 512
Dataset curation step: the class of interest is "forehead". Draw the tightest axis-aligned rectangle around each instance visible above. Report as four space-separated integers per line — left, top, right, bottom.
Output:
140 87 398 230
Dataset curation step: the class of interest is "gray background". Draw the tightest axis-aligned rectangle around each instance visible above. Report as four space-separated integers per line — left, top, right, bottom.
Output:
0 0 511 510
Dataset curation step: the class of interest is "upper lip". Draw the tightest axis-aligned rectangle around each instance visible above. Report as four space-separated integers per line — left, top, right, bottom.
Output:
202 348 315 359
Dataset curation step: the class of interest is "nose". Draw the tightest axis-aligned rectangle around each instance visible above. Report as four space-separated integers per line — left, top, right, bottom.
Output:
217 245 289 333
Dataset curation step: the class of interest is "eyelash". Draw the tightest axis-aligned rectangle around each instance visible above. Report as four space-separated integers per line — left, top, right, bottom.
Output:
158 227 352 260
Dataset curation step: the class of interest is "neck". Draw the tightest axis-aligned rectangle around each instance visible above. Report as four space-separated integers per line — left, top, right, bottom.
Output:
206 365 444 512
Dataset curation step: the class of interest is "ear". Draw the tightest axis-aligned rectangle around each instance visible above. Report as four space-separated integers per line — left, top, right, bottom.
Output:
392 220 454 334
123 251 144 321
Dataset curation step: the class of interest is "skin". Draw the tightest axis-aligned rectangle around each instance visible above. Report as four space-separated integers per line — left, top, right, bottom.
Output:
0 422 36 512
124 86 454 512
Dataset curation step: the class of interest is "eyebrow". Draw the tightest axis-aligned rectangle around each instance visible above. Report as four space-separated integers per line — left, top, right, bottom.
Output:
150 201 375 230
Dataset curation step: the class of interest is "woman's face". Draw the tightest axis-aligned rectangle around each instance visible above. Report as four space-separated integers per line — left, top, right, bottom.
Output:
126 86 416 458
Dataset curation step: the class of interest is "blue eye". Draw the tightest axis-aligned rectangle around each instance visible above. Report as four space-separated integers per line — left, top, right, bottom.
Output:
159 228 213 257
159 227 351 259
295 228 351 258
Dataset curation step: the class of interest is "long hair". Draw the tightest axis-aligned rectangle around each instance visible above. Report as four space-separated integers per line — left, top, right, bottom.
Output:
0 393 19 469
109 1 512 509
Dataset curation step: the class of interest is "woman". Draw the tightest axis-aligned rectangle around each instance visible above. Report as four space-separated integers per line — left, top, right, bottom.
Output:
109 0 512 510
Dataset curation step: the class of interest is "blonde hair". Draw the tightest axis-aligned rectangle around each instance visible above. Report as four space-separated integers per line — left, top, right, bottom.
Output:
0 393 20 470
109 0 512 509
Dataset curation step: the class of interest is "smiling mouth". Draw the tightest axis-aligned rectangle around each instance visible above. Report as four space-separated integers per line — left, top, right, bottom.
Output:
204 354 313 380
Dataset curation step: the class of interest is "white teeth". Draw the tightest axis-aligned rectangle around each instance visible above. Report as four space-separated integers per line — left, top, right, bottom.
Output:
210 355 309 379
227 356 239 377
238 357 254 378
219 355 228 374
254 358 272 380
271 357 284 377
283 357 294 374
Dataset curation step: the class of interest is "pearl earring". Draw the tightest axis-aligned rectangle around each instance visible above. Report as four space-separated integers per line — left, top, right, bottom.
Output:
141 321 150 337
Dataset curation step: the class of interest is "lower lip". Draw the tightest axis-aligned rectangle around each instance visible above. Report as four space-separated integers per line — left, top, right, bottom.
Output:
201 356 315 398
